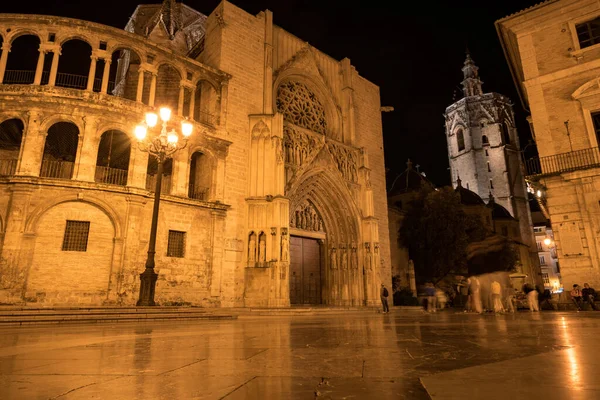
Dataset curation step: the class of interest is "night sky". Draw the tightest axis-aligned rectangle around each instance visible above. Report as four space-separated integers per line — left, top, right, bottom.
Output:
3 0 542 186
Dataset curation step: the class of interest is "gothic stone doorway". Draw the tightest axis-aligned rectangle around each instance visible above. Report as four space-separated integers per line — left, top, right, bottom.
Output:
289 236 321 305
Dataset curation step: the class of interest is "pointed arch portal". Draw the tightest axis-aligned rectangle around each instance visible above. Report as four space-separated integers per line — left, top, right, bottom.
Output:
287 166 364 306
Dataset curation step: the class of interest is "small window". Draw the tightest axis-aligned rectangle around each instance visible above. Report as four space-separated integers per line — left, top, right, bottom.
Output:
147 54 155 63
186 71 193 80
456 129 465 152
99 41 107 50
537 242 543 251
482 135 489 145
485 149 489 156
48 33 56 42
540 256 546 266
542 272 549 284
466 182 470 190
167 230 186 258
62 220 90 252
489 179 494 189
576 17 600 49
487 162 491 172
501 122 511 145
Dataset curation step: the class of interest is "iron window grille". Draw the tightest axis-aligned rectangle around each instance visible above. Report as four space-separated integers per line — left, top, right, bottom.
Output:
167 230 186 258
576 17 600 49
62 220 90 252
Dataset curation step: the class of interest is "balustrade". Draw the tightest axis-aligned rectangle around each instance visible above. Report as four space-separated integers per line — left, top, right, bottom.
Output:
526 147 600 177
0 159 17 176
94 165 128 186
188 183 208 200
39 160 74 179
146 174 172 194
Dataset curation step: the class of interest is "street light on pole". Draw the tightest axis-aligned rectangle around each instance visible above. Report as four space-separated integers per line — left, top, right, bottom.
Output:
135 106 193 306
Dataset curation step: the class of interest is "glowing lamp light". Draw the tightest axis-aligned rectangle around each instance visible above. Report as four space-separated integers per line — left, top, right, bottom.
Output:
536 190 542 198
145 112 158 128
134 125 147 141
159 107 172 122
181 121 193 137
167 133 178 144
544 238 552 246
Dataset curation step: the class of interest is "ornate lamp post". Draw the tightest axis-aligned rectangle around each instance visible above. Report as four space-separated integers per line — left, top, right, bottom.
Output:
134 107 193 306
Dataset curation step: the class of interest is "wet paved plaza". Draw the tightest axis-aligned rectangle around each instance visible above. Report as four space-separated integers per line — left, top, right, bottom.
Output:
1 310 599 399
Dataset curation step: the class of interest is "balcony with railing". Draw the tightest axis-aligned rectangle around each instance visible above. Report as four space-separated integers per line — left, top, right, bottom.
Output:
188 184 209 201
2 70 115 92
145 174 172 194
0 159 18 176
94 166 128 186
525 147 600 178
39 160 74 179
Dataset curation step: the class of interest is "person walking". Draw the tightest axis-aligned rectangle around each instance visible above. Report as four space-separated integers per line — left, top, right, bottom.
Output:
582 283 599 311
425 283 436 312
491 280 504 313
571 284 583 311
380 284 390 313
469 277 483 313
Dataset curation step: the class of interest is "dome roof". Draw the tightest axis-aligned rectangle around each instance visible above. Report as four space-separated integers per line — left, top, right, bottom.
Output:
487 201 514 219
454 178 485 205
388 160 433 196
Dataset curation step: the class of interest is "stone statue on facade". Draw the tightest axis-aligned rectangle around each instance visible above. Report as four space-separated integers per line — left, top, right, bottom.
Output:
281 231 289 262
258 235 266 263
330 247 338 270
351 243 358 269
341 245 348 270
248 233 256 263
364 242 372 271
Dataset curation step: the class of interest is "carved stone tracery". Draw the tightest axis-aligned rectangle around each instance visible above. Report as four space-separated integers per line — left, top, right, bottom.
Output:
276 81 327 135
327 142 358 183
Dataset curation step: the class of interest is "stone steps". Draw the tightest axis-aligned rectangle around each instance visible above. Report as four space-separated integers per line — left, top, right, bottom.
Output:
0 306 236 326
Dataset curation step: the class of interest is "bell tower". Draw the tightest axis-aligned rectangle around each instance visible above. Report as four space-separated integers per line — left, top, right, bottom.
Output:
444 51 538 271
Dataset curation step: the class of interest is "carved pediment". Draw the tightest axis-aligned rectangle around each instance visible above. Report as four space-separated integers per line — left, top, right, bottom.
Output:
573 77 600 100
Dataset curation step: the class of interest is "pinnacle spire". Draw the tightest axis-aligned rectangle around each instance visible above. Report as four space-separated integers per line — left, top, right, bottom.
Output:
461 51 483 98
456 175 462 188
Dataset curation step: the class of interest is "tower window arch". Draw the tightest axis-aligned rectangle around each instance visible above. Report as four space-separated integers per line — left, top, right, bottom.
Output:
482 135 489 145
456 128 465 152
276 81 327 135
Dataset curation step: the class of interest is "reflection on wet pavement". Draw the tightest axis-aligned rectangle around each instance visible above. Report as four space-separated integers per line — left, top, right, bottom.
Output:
1 312 599 399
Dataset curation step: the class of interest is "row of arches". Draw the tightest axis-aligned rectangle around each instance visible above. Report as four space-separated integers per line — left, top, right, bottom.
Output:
0 118 211 200
0 35 220 125
454 120 513 153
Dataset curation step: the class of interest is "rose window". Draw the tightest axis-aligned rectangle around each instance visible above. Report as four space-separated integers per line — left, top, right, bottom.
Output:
276 81 327 134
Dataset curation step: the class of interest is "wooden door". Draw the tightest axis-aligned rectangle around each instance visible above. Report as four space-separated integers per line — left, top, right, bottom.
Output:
289 236 321 305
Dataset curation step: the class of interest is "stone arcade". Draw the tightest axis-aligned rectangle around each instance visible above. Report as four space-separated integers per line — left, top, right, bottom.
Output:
0 1 391 307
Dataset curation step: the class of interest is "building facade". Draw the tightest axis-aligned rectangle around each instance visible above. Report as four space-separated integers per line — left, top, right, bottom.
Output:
444 54 541 285
497 0 600 290
0 0 390 307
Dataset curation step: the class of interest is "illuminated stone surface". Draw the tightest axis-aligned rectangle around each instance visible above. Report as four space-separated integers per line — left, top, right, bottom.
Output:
1 311 599 399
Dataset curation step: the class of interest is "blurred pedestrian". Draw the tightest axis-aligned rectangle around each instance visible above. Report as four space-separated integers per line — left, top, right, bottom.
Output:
491 280 504 313
571 284 583 311
469 277 483 313
425 283 436 312
582 283 598 311
436 288 447 310
380 284 390 313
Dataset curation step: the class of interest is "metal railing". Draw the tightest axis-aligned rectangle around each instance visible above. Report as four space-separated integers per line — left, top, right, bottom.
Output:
3 70 114 92
145 174 172 194
188 184 208 200
0 159 18 176
40 160 74 179
526 147 600 177
94 165 128 186
196 111 218 127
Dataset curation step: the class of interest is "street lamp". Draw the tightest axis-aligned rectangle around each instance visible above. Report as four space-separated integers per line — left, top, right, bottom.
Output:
135 106 193 306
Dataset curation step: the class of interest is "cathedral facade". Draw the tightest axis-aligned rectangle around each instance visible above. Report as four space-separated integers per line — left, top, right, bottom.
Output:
0 1 391 307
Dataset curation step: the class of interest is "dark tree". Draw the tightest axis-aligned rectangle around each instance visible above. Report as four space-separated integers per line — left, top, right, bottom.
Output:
399 187 486 284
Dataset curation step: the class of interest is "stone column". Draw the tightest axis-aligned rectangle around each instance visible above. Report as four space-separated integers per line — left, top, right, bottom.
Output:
136 68 145 103
219 83 228 127
33 48 46 85
170 149 189 197
127 145 149 189
0 42 11 83
16 115 45 176
100 59 111 94
188 86 196 120
177 85 185 116
86 56 98 91
48 48 61 87
148 73 157 107
73 117 99 182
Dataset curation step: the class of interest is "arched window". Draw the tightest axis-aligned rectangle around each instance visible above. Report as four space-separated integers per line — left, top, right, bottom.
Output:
4 35 41 84
482 135 489 145
501 121 511 145
0 118 24 175
109 48 141 99
194 80 219 126
154 64 181 111
188 151 211 200
146 155 173 194
56 39 92 90
276 81 327 135
456 129 465 152
40 122 79 179
95 130 130 186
